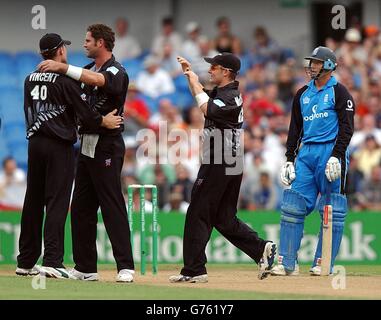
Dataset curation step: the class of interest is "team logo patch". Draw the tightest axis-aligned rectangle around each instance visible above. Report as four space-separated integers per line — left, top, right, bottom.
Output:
106 66 119 75
105 158 111 167
346 100 354 111
213 99 226 107
303 96 310 104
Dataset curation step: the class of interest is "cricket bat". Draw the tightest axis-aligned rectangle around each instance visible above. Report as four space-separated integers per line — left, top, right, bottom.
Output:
321 183 333 276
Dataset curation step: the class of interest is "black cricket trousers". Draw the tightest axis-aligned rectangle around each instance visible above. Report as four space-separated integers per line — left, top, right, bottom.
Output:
181 164 267 277
71 134 134 273
17 134 75 269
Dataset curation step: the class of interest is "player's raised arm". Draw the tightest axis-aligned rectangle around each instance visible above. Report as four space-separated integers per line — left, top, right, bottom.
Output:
177 56 208 115
38 27 123 88
38 60 105 87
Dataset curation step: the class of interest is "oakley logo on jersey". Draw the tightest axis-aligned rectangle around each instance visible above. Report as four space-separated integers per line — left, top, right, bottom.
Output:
304 104 329 122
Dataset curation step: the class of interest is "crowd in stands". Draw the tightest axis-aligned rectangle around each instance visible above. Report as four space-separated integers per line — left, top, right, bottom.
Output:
0 157 26 210
1 16 381 212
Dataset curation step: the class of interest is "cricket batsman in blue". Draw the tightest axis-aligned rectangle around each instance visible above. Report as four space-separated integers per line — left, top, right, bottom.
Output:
271 46 355 276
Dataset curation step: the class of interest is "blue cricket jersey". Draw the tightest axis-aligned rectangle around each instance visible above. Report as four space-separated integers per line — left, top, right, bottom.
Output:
285 76 355 163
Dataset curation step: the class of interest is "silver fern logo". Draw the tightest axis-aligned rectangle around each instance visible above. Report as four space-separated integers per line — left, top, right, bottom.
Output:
94 97 107 110
27 103 66 138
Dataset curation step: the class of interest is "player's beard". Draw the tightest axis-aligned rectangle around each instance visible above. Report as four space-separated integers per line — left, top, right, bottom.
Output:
85 46 98 59
86 50 96 59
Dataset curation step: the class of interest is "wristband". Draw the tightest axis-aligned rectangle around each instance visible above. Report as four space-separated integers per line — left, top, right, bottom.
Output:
66 65 83 81
195 92 209 108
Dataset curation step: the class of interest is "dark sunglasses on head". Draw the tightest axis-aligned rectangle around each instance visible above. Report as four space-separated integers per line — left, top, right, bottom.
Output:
210 64 235 73
40 40 65 53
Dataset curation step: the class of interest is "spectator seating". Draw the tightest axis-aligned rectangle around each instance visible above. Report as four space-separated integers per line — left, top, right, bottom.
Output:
68 51 92 67
0 129 10 161
239 53 251 75
0 52 17 89
14 51 41 86
122 57 144 81
139 93 159 113
0 88 24 124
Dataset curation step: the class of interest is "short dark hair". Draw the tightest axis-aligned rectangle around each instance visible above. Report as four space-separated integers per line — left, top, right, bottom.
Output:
2 156 14 168
254 26 268 37
87 24 115 52
162 16 174 26
216 16 230 27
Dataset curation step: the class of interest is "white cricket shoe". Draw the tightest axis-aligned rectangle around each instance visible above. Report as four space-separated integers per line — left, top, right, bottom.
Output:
258 242 277 280
39 266 76 279
271 264 300 276
116 269 134 283
169 274 208 283
15 265 40 276
69 268 99 281
309 265 321 276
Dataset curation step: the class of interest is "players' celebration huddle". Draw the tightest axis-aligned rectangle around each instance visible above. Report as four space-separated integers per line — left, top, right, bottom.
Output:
15 22 354 283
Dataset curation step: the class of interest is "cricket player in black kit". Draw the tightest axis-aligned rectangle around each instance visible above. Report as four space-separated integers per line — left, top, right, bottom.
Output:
16 33 122 278
169 53 277 283
39 24 134 282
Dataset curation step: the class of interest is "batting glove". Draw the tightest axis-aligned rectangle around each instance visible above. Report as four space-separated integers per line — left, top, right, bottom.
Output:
280 162 296 186
325 156 341 182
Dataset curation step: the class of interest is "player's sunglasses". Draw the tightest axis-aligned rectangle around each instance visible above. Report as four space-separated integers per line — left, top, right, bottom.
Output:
40 40 65 53
210 64 235 73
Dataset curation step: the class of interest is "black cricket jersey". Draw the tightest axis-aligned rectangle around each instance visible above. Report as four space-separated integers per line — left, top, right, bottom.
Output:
79 55 128 136
202 80 244 164
24 71 103 144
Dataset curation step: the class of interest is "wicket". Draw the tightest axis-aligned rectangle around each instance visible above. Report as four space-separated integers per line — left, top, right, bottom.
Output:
127 184 158 275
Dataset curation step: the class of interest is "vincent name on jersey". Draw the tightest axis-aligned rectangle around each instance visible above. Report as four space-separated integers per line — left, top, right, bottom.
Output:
29 72 59 83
